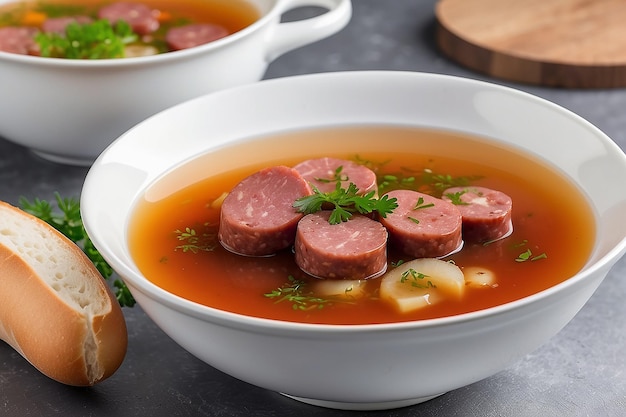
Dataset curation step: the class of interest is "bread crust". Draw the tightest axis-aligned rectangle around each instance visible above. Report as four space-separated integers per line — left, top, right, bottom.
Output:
0 201 127 386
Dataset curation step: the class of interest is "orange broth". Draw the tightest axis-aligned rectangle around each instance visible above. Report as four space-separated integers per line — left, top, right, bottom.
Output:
0 0 259 53
128 126 596 325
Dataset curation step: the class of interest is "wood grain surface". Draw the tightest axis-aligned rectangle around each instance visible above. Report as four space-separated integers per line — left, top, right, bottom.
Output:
435 0 626 88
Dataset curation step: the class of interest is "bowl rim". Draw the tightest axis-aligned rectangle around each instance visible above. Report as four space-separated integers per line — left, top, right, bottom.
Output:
0 0 278 68
82 70 626 333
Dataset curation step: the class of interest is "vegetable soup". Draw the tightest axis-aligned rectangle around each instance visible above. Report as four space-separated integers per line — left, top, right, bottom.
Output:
0 0 259 58
128 126 595 325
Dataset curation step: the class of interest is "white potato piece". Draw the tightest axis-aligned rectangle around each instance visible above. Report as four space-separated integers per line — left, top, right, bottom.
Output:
210 192 228 209
380 258 465 313
124 45 159 57
313 279 367 300
463 266 497 288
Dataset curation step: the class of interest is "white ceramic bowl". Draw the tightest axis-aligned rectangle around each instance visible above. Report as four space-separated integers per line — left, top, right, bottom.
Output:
0 0 351 165
81 71 626 410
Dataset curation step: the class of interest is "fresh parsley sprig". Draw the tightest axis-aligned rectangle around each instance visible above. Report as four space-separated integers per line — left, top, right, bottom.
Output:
515 248 548 263
19 193 135 307
293 182 398 225
443 190 470 205
36 19 137 59
511 240 547 262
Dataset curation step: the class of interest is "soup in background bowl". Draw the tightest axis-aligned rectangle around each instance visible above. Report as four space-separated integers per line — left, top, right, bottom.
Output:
0 0 259 57
0 0 351 165
81 71 626 410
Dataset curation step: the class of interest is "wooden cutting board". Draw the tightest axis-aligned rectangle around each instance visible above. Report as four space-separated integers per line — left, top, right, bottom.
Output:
435 0 626 88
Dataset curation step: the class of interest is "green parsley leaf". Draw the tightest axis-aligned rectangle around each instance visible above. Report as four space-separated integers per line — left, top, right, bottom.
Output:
443 190 470 205
36 19 137 59
515 247 547 262
515 248 533 262
413 196 435 210
293 182 398 224
114 279 135 307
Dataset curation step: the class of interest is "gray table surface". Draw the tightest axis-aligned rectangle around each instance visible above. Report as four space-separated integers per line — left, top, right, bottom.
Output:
1 1 625 416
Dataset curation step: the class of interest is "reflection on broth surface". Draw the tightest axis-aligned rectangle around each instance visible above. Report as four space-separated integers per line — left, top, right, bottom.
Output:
129 126 595 325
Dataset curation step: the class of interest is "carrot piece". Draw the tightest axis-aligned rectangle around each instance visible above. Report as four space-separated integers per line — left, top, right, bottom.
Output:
156 10 172 23
21 11 47 26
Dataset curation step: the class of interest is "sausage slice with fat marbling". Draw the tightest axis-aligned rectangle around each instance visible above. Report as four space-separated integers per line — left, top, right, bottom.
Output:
218 166 313 257
0 27 39 55
379 189 463 259
293 157 378 195
42 16 93 34
98 2 159 35
294 211 388 280
442 186 513 243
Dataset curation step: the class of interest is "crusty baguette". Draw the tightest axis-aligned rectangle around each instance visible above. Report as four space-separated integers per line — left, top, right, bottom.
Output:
0 201 127 386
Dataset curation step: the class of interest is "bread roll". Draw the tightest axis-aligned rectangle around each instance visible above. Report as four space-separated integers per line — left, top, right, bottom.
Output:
0 201 127 386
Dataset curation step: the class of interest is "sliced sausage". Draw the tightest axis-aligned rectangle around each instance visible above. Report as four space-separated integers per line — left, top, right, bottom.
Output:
42 16 93 34
293 157 378 195
379 189 463 258
166 24 229 51
218 166 313 257
0 27 39 55
294 211 388 280
98 2 159 35
442 186 513 243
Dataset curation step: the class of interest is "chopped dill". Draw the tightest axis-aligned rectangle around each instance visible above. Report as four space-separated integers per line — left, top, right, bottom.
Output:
174 226 217 253
264 276 332 311
512 240 547 262
400 268 436 289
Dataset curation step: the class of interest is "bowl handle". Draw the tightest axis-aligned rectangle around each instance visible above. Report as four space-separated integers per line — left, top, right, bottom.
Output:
265 0 352 62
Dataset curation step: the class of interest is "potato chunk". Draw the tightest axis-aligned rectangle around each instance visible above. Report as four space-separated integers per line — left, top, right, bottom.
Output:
463 266 497 288
380 258 464 313
312 279 367 300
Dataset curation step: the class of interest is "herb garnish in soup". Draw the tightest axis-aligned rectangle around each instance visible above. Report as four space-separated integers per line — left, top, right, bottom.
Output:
0 0 259 58
128 126 596 325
